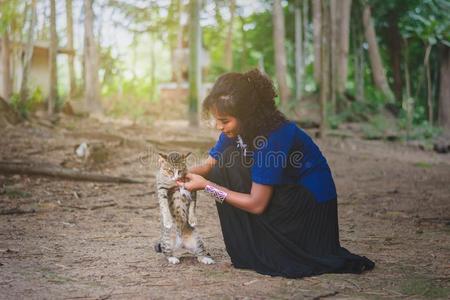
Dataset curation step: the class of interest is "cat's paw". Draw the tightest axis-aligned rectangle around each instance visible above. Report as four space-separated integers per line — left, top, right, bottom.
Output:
163 218 173 229
188 217 197 228
167 257 180 264
198 256 215 265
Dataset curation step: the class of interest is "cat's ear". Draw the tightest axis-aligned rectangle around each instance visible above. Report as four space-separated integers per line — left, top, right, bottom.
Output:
184 152 192 159
158 153 167 162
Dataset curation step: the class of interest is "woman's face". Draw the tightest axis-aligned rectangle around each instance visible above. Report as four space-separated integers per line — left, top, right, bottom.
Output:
212 109 239 138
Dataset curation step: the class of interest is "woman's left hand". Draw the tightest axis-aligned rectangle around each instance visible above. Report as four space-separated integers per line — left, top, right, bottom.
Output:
177 173 209 192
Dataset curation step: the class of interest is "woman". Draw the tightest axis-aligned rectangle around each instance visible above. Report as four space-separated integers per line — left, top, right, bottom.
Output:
177 69 374 278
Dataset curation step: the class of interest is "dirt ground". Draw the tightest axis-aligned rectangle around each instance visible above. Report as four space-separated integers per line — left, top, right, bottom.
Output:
1 115 449 299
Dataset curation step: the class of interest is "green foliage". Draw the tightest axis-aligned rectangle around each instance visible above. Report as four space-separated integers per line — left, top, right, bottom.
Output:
407 120 442 140
1 0 447 129
359 0 449 124
99 46 124 90
400 0 450 45
1 186 32 199
327 99 382 130
102 77 155 100
106 94 149 122
361 114 394 140
400 276 450 298
0 0 20 34
10 87 44 118
104 76 156 122
414 161 432 168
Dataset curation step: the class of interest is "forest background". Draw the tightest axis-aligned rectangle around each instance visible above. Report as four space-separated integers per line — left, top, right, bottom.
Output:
0 0 449 147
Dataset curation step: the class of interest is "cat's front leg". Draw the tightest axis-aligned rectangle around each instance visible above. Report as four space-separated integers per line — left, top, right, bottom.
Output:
157 186 173 229
187 192 198 227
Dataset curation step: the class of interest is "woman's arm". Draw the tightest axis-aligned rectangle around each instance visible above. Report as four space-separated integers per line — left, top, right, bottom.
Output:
178 173 273 215
214 182 273 215
189 156 217 177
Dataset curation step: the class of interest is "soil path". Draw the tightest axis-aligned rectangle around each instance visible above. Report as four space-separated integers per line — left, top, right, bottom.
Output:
1 116 449 299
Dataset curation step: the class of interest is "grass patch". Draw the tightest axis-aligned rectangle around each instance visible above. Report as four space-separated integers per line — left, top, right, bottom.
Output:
400 276 450 298
414 162 433 168
2 188 32 199
44 272 75 284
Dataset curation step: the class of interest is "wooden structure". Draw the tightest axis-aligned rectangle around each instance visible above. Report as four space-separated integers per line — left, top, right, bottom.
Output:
0 40 75 99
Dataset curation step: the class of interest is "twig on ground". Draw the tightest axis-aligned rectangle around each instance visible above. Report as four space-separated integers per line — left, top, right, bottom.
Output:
130 191 155 197
90 203 116 210
58 202 117 210
118 205 157 210
345 279 362 291
59 204 88 210
243 279 259 286
312 291 339 299
0 207 36 215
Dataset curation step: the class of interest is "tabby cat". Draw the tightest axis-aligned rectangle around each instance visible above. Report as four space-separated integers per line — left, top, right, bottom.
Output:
154 152 214 265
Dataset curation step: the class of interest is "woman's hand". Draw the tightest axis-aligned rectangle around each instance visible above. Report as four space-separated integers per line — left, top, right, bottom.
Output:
177 173 209 192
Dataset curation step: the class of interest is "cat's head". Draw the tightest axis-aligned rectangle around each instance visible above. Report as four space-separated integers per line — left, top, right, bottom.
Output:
158 152 191 181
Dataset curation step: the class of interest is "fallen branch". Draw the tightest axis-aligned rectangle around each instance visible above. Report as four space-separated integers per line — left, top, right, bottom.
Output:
119 205 157 210
90 203 117 210
59 203 118 211
130 191 155 197
25 144 70 156
58 204 89 210
0 161 143 184
0 207 36 215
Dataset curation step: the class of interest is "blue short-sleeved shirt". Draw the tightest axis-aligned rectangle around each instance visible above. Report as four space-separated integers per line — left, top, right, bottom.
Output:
208 122 337 203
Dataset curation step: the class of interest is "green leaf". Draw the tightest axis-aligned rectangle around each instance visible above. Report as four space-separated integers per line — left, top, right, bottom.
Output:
428 36 437 44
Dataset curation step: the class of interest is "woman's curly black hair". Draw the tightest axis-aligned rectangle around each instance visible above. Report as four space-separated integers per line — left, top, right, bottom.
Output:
202 68 288 149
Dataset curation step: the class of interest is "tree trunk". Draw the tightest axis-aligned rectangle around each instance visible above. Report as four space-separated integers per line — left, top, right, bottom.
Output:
330 0 339 112
239 15 248 71
150 32 156 101
1 29 12 101
273 0 291 106
224 0 235 71
303 0 309 69
313 0 322 85
424 44 433 124
438 44 450 130
319 0 330 138
352 4 365 102
403 38 413 138
84 0 102 113
362 4 394 102
66 0 76 98
295 0 303 102
175 0 183 86
19 0 37 105
434 44 450 153
385 12 403 102
48 0 58 115
337 0 352 95
10 11 19 91
188 0 201 126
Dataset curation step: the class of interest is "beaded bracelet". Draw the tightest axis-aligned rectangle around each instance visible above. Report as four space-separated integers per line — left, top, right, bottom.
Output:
204 184 227 204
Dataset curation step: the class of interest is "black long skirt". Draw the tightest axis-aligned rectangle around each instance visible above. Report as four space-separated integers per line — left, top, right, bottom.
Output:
206 147 375 278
